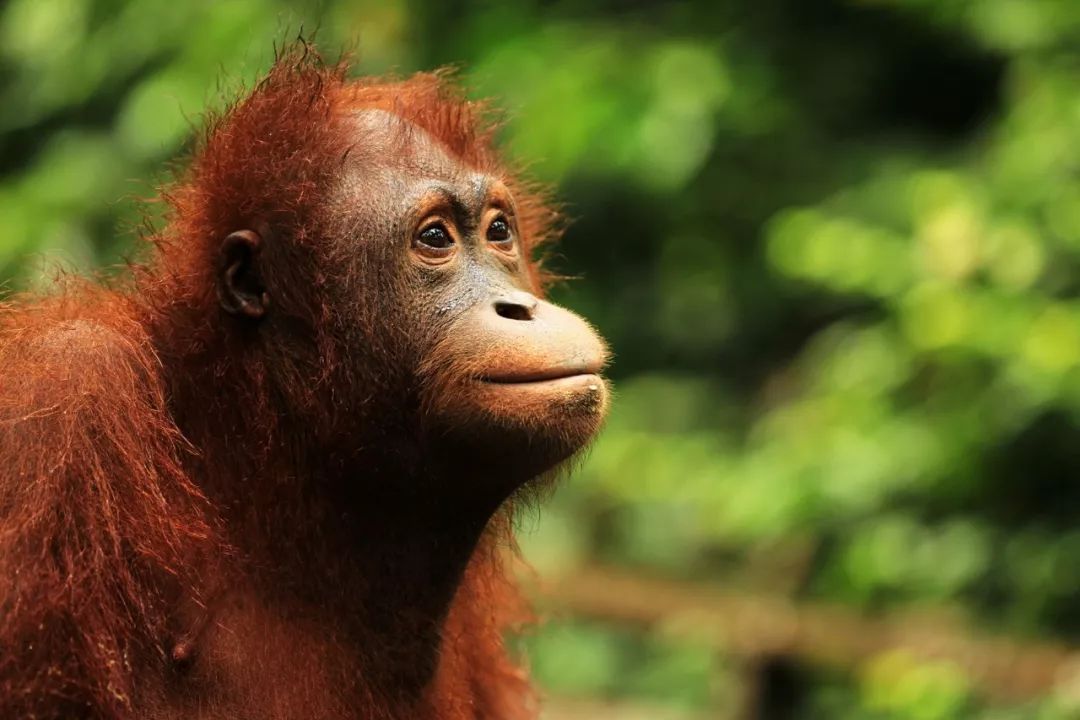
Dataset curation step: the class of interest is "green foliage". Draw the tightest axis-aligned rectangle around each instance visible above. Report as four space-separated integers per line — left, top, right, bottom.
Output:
4 0 1080 716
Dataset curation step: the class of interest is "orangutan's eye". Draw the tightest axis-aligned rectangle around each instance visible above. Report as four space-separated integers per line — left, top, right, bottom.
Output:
487 217 512 245
418 223 454 250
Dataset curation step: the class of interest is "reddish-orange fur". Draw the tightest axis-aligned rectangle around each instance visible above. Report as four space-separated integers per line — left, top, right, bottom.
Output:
0 47 563 719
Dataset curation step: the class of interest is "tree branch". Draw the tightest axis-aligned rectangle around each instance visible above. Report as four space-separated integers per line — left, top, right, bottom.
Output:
532 565 1080 703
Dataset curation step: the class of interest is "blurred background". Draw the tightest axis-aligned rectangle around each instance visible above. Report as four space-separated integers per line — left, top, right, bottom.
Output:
3 0 1080 717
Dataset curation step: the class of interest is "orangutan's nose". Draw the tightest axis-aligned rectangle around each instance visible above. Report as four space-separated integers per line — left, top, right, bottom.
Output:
493 291 538 322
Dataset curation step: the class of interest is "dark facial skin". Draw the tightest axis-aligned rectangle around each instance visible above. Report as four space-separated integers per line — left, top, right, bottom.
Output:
221 110 608 499
325 111 610 494
219 110 609 500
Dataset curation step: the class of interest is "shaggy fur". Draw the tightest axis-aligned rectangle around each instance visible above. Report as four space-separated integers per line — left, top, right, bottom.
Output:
0 45 575 720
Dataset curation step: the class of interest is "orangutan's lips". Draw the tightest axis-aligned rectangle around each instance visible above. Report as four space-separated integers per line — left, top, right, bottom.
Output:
480 362 602 385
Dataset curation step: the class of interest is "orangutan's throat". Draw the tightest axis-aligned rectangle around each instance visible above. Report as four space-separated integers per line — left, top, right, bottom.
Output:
240 469 506 695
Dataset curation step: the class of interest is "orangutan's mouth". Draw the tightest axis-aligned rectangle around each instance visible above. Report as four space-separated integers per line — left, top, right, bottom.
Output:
480 361 603 385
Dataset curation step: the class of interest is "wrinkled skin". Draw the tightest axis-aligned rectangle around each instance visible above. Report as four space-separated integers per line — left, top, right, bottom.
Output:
317 111 609 493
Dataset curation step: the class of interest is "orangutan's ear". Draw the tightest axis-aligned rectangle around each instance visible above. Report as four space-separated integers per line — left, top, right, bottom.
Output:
217 229 270 320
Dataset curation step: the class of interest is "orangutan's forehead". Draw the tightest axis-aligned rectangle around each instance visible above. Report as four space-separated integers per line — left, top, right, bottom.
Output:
345 109 471 179
340 108 504 215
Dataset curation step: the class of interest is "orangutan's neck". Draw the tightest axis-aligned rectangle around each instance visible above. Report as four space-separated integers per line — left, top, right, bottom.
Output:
286 479 511 700
201 434 512 696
